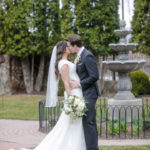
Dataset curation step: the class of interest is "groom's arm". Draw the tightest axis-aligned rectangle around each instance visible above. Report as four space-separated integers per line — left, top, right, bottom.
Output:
80 54 99 90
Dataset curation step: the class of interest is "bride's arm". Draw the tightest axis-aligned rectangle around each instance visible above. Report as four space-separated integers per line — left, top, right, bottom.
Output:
60 64 71 96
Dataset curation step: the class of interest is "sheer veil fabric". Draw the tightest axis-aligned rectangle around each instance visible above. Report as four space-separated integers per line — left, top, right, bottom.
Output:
45 46 58 107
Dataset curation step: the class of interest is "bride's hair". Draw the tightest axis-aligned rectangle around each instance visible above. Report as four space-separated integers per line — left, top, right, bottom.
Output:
55 41 67 79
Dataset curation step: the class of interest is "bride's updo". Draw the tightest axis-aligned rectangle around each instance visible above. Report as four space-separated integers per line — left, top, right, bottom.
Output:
55 41 67 79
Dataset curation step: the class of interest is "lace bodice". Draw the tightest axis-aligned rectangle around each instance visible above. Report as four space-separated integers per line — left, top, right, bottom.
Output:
58 59 80 82
58 59 83 98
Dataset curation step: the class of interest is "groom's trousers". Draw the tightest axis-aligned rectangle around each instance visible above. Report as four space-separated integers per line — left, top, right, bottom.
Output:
83 99 99 150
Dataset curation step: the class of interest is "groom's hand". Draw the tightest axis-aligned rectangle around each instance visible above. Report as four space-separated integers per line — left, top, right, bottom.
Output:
70 80 80 89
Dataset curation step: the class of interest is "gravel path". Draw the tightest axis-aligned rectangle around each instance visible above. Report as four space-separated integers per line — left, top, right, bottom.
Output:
0 119 150 150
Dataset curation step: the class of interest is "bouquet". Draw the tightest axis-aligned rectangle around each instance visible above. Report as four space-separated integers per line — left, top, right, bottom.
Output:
63 95 87 121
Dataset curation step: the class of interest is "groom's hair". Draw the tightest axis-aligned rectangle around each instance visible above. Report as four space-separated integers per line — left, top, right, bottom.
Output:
66 34 82 48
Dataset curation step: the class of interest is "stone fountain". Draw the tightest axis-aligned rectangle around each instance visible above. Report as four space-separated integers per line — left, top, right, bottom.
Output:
103 0 146 122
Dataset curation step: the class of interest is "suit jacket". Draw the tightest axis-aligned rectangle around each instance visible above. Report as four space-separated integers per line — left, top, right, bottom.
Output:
76 48 100 100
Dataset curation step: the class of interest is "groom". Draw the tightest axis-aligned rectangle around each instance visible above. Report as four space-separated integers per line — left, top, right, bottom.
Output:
66 34 99 150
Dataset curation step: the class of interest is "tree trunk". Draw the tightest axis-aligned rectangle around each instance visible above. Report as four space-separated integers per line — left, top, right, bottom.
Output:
21 57 33 93
0 54 11 95
35 55 45 92
10 57 14 81
31 55 34 91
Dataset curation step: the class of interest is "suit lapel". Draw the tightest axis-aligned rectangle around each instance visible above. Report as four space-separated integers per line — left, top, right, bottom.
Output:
80 49 86 60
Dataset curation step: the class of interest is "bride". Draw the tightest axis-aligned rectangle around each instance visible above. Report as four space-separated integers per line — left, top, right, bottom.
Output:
25 41 86 150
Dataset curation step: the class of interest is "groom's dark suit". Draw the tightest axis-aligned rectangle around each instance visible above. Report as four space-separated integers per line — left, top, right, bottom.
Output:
76 48 99 150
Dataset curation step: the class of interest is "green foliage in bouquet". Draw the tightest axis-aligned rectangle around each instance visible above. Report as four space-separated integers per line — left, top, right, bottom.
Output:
130 71 150 96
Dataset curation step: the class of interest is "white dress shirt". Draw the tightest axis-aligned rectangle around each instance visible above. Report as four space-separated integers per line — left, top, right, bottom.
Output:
77 46 84 57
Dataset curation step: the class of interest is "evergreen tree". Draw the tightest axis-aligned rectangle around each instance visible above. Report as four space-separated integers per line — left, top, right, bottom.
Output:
32 0 60 55
32 0 60 91
0 0 120 93
0 0 60 93
60 0 74 39
74 0 119 57
131 0 150 55
0 0 34 93
0 0 6 54
0 0 33 57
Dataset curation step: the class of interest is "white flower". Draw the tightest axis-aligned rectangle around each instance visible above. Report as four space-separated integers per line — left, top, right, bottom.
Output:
64 104 72 113
69 95 74 100
74 56 81 64
68 98 73 104
77 103 85 111
74 98 80 105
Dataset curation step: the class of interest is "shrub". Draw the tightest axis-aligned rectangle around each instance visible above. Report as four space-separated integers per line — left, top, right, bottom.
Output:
130 71 150 96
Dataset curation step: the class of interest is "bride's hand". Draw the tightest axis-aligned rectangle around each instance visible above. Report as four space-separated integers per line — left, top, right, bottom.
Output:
70 80 80 89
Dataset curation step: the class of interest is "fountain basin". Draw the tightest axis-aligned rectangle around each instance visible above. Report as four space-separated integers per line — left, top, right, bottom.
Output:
103 60 146 73
109 43 138 51
114 29 132 37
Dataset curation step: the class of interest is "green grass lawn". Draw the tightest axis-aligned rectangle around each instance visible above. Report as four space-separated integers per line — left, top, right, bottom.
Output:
99 145 150 150
0 95 149 121
0 95 45 120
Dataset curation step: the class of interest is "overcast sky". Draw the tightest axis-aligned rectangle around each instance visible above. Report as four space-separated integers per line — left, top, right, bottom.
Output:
119 0 134 29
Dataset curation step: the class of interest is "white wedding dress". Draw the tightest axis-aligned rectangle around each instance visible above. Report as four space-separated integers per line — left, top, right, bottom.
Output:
24 60 86 150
